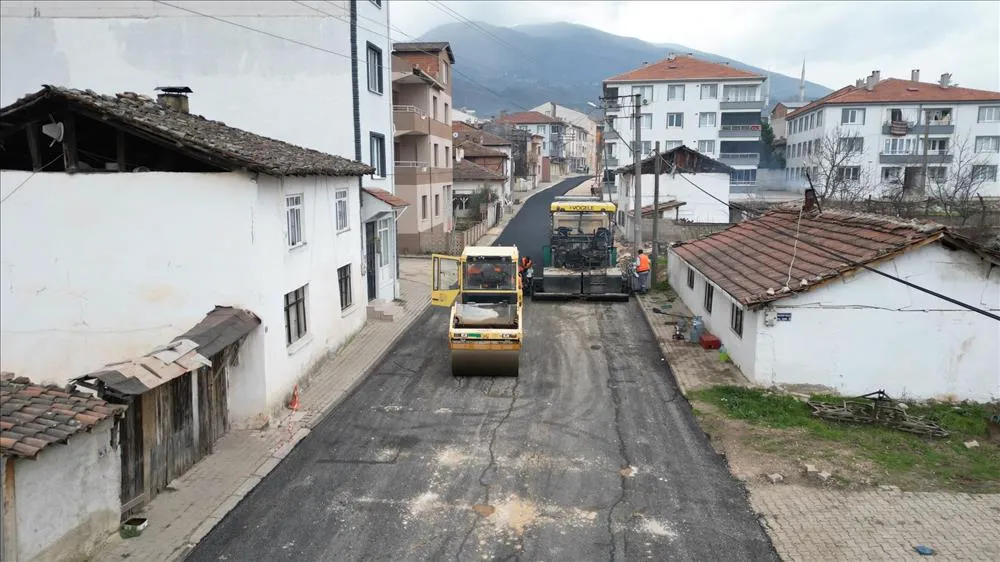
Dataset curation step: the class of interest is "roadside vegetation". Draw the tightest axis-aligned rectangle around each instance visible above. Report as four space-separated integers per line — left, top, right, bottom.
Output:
690 385 1000 493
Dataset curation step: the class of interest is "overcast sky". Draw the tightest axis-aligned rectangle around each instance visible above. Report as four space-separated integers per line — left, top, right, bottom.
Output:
392 0 1000 92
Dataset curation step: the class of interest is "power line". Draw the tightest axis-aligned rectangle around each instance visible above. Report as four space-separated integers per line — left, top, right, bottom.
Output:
424 0 546 68
656 154 1000 321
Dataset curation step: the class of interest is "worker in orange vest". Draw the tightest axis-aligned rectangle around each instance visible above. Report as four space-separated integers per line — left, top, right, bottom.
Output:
634 249 651 294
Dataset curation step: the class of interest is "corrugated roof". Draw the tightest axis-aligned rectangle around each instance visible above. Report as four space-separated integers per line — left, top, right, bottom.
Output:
0 86 374 177
606 55 764 83
790 78 1000 116
671 205 971 306
1 372 125 459
172 306 261 359
458 140 507 158
454 159 506 182
363 187 410 208
495 111 562 125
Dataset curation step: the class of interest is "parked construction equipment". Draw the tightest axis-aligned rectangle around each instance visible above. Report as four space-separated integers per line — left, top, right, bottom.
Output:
532 196 629 301
430 246 523 377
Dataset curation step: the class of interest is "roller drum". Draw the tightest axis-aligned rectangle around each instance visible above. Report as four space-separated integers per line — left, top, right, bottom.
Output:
451 348 520 377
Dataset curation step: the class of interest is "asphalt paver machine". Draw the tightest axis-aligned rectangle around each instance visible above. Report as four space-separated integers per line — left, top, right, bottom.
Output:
532 196 629 301
431 246 523 377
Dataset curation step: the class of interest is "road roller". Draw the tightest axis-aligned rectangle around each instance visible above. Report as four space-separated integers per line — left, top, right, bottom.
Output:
531 196 630 301
431 246 523 377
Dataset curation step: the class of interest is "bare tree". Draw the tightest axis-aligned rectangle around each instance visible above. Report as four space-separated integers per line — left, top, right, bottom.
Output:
925 134 992 226
804 127 878 207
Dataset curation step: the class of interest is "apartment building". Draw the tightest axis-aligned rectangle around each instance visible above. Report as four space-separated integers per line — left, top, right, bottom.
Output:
769 101 810 140
391 42 455 253
495 110 566 182
602 54 767 188
783 70 1000 196
532 102 597 173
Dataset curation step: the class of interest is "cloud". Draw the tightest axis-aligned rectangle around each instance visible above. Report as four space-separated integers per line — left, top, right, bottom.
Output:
392 0 998 91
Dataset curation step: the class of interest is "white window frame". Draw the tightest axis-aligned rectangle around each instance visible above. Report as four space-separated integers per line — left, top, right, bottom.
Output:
667 112 684 128
440 62 448 85
632 85 653 103
666 84 685 101
284 285 308 346
370 133 386 177
978 106 1000 123
335 189 349 232
697 140 715 154
286 194 304 248
838 137 863 153
377 217 391 267
841 108 865 125
700 84 718 100
641 141 652 155
975 136 1000 153
366 43 383 94
835 166 861 182
884 137 915 155
972 165 998 182
698 112 716 127
664 140 683 150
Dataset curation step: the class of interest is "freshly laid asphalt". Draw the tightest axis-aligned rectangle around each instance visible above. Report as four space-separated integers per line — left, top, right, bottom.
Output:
189 177 778 562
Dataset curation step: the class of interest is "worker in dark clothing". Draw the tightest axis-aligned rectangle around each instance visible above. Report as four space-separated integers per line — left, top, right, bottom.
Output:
518 255 534 295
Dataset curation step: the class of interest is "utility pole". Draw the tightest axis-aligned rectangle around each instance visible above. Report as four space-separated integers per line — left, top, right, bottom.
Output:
651 141 661 286
920 107 931 195
632 92 643 249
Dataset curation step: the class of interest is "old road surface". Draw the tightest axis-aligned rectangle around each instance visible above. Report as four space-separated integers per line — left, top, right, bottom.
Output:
189 176 778 561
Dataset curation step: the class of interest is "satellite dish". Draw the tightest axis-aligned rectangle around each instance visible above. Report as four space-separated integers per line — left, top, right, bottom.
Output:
42 122 64 146
452 132 459 138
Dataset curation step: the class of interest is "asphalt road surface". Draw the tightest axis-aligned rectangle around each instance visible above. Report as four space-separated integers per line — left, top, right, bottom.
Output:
189 177 777 562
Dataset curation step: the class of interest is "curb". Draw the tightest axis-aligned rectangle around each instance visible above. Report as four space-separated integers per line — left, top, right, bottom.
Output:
636 295 692 398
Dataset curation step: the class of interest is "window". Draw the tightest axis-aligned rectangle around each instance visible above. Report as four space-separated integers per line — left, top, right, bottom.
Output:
337 265 352 311
841 108 865 125
686 267 695 289
882 167 903 182
335 189 349 231
975 136 1000 153
377 217 391 267
432 96 438 120
700 84 718 99
838 137 864 153
979 106 1000 123
925 108 952 125
445 146 450 166
434 143 439 167
434 193 440 216
704 281 714 313
730 169 757 185
440 62 448 84
667 84 685 101
925 138 948 154
664 140 683 150
632 85 653 103
722 85 757 102
816 112 824 127
421 195 428 219
284 285 308 345
884 137 915 155
698 112 716 127
835 166 861 182
630 113 653 129
444 102 450 123
808 114 815 129
730 303 744 338
667 113 684 128
973 165 998 182
286 194 303 247
370 133 386 177
366 43 383 94
697 140 716 154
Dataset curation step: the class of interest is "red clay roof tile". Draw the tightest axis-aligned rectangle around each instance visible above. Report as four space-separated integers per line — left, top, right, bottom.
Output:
790 78 1000 116
494 111 562 125
606 55 764 83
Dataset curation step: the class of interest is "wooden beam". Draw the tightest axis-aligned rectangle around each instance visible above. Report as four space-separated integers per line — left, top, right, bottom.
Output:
62 112 78 172
116 130 127 172
26 121 42 171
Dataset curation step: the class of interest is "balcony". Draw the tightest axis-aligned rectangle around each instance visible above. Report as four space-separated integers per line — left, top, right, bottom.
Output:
878 151 954 165
604 156 619 168
718 152 761 166
393 105 452 138
720 99 765 111
719 124 762 138
881 121 955 136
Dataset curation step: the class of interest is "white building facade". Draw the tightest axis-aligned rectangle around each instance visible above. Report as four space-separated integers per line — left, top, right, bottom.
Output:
533 102 597 173
783 70 1000 197
603 55 767 190
0 0 401 301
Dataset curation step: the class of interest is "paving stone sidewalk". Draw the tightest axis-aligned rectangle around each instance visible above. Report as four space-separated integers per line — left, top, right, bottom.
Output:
634 290 1000 561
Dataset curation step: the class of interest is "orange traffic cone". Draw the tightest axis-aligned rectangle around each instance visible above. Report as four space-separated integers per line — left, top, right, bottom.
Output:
288 385 300 411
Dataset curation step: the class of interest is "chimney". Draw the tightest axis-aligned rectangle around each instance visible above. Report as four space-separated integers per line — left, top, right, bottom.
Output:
803 188 818 213
864 75 874 91
855 79 864 88
872 70 881 84
939 73 952 88
911 69 920 82
549 101 556 118
155 86 192 113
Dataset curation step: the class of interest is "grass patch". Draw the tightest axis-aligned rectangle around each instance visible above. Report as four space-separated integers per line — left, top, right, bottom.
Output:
691 385 1000 492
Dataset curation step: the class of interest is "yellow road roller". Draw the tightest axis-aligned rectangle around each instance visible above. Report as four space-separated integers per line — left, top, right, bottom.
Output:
431 246 523 377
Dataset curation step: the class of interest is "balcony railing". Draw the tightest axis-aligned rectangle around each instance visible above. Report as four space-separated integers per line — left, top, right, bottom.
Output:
393 104 426 117
719 124 762 138
878 152 953 164
395 160 429 168
718 152 761 165
881 120 955 135
720 99 765 110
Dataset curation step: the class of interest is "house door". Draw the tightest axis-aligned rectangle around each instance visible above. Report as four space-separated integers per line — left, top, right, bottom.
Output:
366 221 377 301
197 356 229 457
119 395 145 518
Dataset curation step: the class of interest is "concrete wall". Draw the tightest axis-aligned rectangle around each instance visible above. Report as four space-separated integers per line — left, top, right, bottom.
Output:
0 170 365 423
12 420 119 562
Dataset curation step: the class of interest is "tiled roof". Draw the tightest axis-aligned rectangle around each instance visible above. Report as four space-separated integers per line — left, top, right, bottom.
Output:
606 55 764 83
364 187 409 208
454 159 506 182
453 122 511 146
791 78 1000 115
0 86 374 177
392 42 455 63
1 372 125 459
457 140 507 158
495 111 562 125
672 205 956 306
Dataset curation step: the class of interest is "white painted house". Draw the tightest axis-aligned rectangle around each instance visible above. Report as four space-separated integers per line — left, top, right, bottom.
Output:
667 192 1000 402
495 110 566 182
1 373 124 562
603 54 767 189
783 70 1000 197
0 86 385 427
0 0 402 301
532 101 597 174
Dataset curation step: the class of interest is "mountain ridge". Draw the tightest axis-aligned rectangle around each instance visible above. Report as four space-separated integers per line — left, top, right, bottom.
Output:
414 22 833 117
